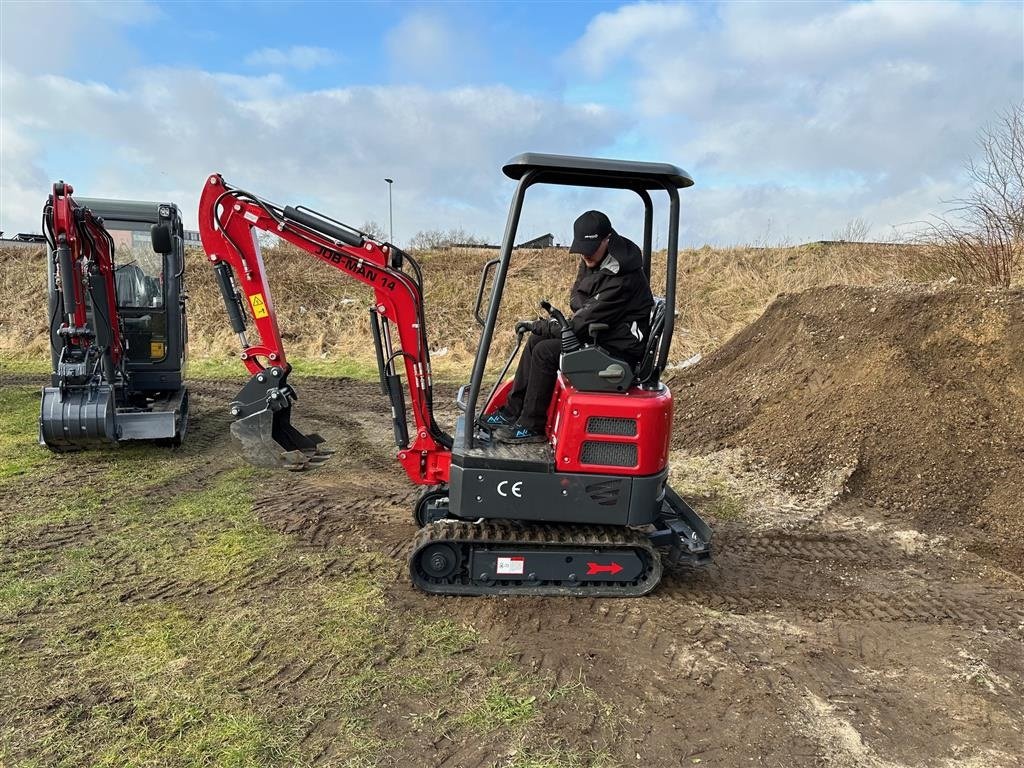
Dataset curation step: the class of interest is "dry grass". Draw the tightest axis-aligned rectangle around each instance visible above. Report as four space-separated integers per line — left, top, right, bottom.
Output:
0 241 934 379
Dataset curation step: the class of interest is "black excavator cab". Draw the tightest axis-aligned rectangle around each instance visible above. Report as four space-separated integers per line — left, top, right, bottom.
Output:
41 196 189 449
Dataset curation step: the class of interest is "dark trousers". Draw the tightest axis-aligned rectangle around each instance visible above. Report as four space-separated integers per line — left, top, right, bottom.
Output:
504 336 561 431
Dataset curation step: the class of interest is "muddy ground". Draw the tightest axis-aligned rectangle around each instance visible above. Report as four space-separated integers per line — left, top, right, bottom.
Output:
2 372 1022 768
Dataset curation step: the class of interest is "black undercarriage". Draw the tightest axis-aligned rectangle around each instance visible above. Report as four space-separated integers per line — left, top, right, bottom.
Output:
408 484 711 597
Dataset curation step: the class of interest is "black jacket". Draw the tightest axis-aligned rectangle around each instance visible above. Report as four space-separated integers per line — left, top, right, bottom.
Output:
542 233 653 361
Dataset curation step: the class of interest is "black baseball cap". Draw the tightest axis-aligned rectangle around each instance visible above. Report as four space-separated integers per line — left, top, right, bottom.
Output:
570 210 612 256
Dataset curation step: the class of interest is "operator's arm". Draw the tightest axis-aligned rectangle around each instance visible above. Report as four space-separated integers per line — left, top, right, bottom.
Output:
568 277 632 336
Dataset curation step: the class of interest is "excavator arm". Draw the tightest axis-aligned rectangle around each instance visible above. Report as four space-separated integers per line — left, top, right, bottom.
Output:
39 182 131 449
198 173 451 480
45 181 125 380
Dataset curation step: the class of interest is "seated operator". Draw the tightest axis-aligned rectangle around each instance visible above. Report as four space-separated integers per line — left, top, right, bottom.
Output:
481 210 654 444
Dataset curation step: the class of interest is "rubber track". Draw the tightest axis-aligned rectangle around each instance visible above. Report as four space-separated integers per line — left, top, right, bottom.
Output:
409 520 662 597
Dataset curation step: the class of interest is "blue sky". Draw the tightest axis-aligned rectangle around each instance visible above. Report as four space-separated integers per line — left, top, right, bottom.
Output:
2 1 1022 246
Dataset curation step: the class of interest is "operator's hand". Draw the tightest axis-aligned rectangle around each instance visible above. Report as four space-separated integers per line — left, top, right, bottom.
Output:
515 319 558 336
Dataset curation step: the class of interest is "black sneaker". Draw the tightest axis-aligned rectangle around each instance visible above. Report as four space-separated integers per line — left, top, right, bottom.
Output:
477 408 515 430
495 424 547 444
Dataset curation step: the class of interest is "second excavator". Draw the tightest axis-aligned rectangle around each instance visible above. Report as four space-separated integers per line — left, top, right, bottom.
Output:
40 182 189 450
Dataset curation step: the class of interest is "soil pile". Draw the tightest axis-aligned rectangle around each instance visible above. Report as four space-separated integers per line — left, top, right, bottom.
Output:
673 284 1024 572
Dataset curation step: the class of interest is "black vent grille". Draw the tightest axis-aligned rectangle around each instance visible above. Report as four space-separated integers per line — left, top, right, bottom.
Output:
586 416 638 436
580 441 638 467
585 479 623 506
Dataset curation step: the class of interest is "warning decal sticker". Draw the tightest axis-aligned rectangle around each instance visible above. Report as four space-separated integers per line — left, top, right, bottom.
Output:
496 556 525 575
248 293 269 319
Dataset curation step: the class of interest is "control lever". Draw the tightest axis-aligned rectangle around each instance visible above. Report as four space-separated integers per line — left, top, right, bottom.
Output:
539 300 580 353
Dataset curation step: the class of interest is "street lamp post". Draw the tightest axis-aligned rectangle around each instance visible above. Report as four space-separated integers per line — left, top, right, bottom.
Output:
384 178 394 243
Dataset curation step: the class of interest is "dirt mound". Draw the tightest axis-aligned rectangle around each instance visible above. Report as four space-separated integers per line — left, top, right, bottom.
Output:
673 284 1024 572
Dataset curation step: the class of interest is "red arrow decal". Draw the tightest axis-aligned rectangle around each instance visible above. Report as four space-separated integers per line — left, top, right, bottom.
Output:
586 562 623 576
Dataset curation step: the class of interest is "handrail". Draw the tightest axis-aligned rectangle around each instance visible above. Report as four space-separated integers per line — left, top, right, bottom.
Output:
473 257 500 327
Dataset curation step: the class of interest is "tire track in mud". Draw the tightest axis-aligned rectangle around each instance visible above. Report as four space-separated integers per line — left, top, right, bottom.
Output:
245 429 1024 637
2 378 398 612
238 432 1024 767
666 528 1024 628
0 388 237 614
10 374 1022 765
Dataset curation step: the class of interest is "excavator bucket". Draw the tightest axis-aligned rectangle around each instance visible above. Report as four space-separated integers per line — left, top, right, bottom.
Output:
230 406 330 470
228 366 332 470
39 383 118 450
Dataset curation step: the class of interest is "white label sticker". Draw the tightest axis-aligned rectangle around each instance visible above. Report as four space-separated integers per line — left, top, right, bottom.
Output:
496 556 525 575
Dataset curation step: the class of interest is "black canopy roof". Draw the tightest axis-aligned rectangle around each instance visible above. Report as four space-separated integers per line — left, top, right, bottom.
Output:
78 197 175 224
502 152 694 190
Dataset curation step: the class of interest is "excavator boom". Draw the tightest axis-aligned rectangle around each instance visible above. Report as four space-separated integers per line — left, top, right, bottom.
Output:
40 182 126 448
197 153 711 599
197 174 451 477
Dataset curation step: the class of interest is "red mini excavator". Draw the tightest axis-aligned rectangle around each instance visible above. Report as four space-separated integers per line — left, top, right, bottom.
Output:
40 182 189 449
199 154 711 597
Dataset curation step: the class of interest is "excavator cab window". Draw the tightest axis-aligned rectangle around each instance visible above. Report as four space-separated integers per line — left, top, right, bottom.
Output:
107 221 168 363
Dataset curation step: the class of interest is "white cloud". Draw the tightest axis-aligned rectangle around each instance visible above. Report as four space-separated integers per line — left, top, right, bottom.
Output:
0 0 158 75
385 12 467 84
245 46 337 71
567 2 695 77
0 66 625 243
2 1 1020 247
567 0 1024 243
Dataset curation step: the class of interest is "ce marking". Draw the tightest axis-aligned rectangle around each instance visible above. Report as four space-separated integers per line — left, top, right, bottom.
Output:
497 480 523 498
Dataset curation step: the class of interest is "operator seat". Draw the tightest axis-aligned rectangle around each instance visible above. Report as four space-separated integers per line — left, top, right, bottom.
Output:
115 263 147 306
560 297 667 393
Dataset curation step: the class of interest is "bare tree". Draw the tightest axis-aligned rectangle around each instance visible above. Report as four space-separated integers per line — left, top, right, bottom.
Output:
408 228 487 251
360 220 388 241
832 217 871 243
921 103 1024 287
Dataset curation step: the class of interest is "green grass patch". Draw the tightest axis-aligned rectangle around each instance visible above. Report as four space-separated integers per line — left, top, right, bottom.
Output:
20 602 300 767
187 354 380 381
0 388 619 764
706 492 746 520
0 386 48 483
0 546 97 621
319 574 388 667
0 352 50 375
458 682 538 731
8 486 105 532
413 617 479 655
670 453 748 521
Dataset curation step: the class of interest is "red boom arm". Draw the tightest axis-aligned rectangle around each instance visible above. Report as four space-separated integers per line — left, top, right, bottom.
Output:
198 174 451 484
46 181 125 367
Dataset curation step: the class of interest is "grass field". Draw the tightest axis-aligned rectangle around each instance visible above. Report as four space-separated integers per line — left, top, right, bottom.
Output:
0 383 623 768
4 370 1024 766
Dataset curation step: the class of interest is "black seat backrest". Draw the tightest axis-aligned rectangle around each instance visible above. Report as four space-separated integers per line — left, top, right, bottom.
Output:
115 264 145 307
634 297 667 385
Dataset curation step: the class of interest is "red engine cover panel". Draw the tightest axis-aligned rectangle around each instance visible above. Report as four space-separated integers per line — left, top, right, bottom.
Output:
551 375 672 476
